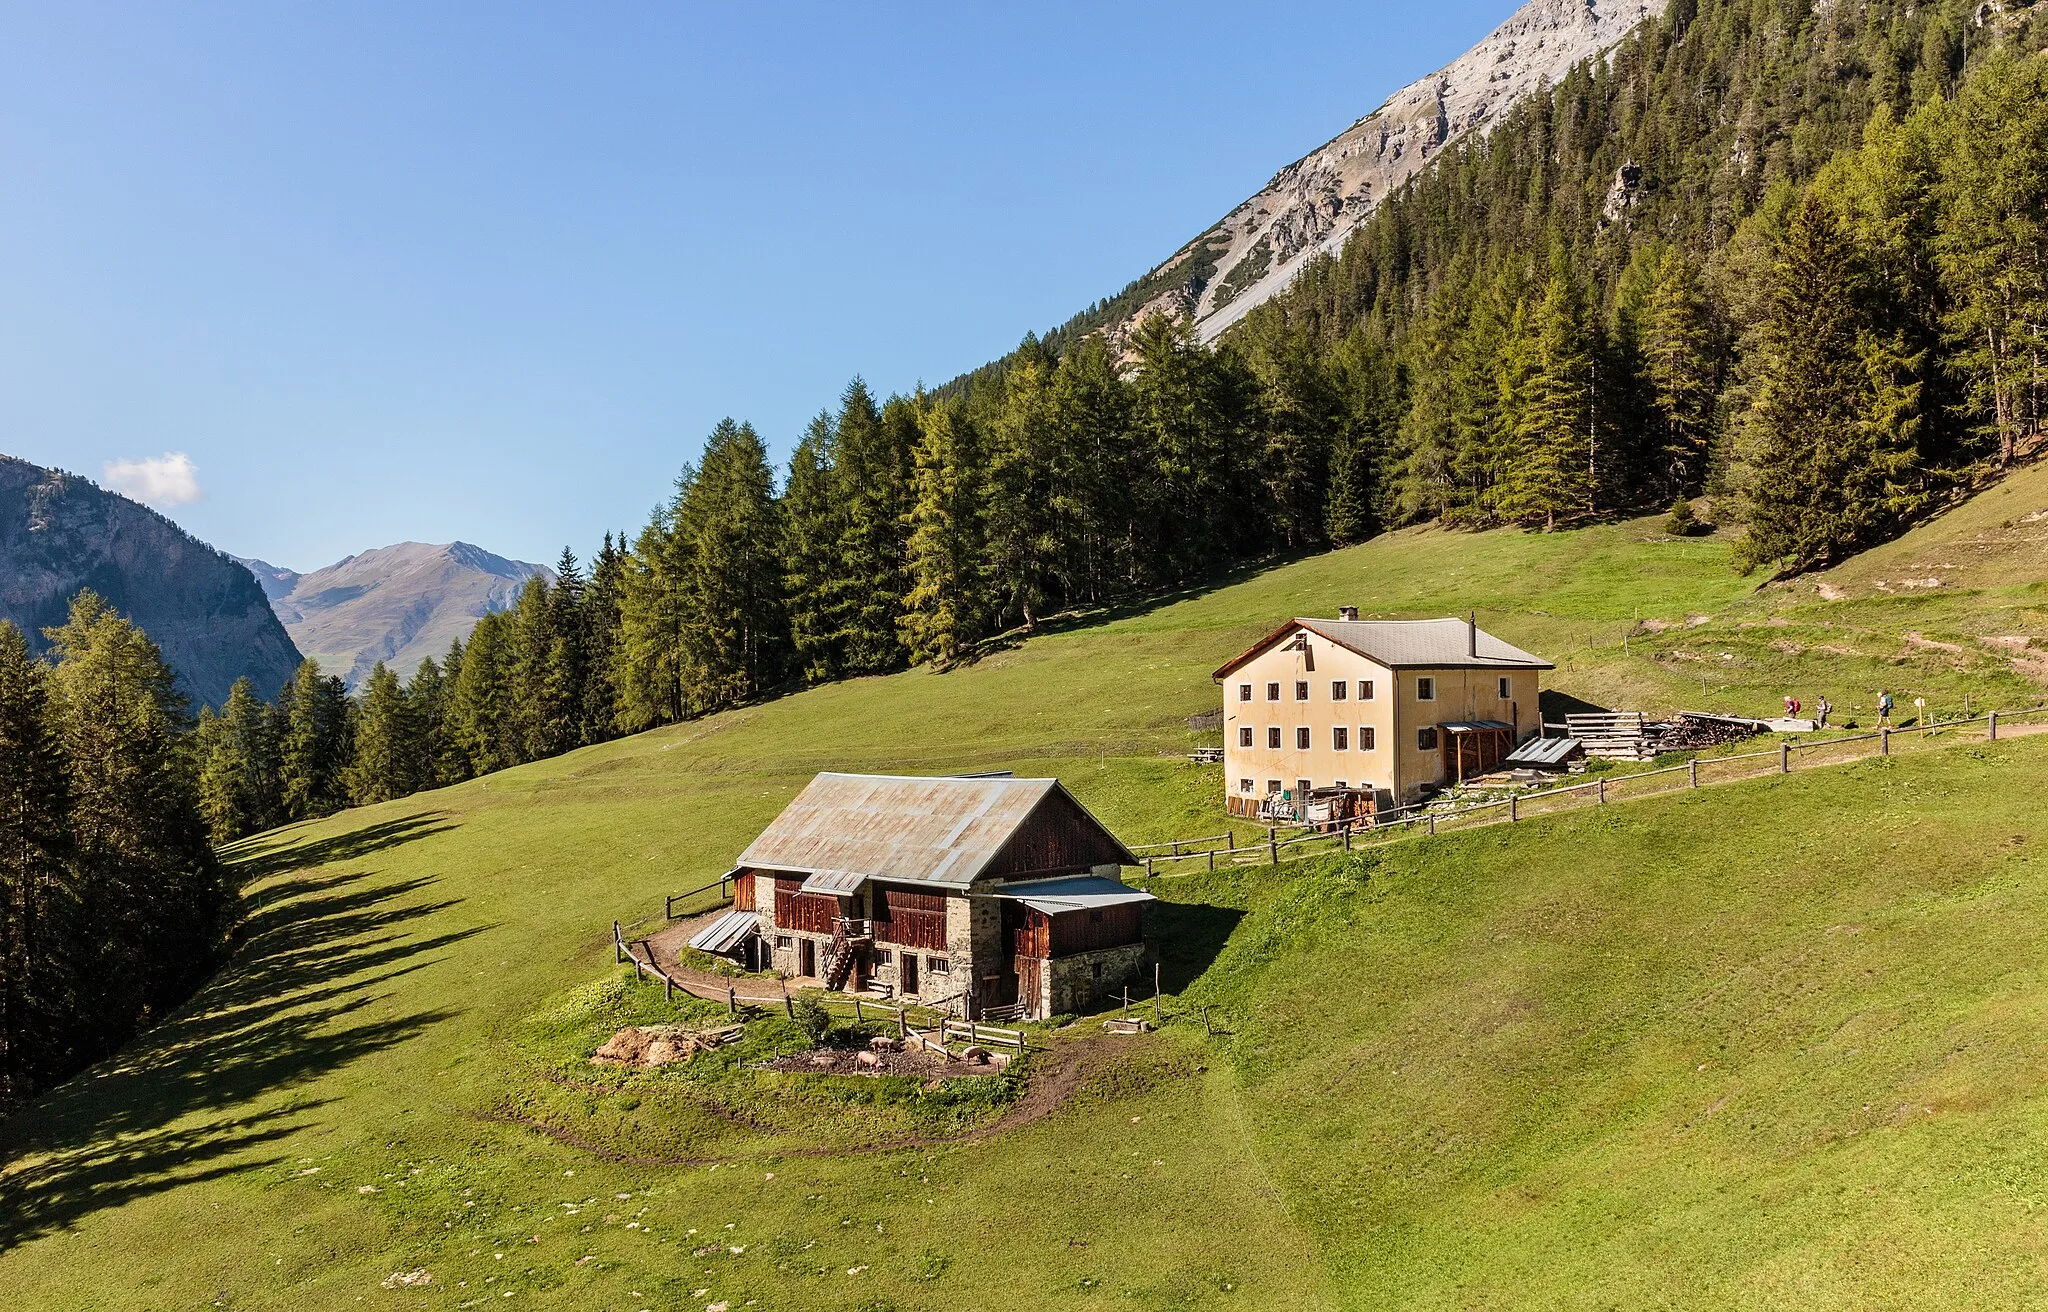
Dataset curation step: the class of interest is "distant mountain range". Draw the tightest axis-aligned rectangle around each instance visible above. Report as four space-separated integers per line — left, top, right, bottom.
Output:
235 542 550 688
0 454 302 707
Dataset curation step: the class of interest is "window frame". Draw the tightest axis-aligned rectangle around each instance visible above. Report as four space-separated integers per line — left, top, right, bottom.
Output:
1294 680 1310 701
1333 726 1349 751
1360 679 1375 700
1498 675 1512 699
1417 727 1438 751
1295 726 1312 750
1416 676 1436 701
1362 726 1376 751
1267 726 1282 749
1239 682 1253 702
1266 779 1282 795
1265 681 1281 701
1331 680 1348 701
1238 726 1254 748
1240 777 1254 794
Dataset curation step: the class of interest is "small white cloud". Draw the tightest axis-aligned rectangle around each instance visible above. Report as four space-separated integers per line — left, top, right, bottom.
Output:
102 452 202 506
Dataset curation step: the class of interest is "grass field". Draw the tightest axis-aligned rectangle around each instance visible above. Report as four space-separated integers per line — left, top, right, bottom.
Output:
2 485 2046 1309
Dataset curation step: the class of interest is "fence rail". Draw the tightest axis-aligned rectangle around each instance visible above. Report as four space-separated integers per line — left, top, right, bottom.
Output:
665 871 736 920
1130 705 2048 878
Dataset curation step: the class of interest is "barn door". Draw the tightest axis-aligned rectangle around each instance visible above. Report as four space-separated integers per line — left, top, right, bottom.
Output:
1015 956 1042 1019
899 952 918 996
800 939 816 978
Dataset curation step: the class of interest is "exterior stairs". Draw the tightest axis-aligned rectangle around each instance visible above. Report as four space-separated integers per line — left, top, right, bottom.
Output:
822 918 872 992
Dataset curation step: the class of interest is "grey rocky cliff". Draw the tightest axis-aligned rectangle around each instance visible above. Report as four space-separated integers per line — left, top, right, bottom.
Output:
1117 0 1668 347
0 454 303 707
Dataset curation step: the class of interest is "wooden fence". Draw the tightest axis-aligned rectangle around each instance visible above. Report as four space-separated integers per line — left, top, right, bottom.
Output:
664 871 736 920
1129 705 2048 879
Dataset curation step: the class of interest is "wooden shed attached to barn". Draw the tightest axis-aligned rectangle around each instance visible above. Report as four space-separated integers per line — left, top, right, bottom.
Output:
694 772 1150 1021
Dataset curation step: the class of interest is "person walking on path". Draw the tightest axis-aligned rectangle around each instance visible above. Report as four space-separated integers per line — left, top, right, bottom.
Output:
1877 690 1894 727
1816 695 1832 728
1785 695 1801 719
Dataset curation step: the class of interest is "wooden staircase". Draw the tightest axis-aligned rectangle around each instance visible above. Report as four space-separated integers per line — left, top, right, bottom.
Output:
822 917 872 992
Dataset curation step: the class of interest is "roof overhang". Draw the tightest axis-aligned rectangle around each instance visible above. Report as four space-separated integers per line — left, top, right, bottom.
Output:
988 874 1157 915
1440 719 1516 733
797 869 869 895
688 908 761 956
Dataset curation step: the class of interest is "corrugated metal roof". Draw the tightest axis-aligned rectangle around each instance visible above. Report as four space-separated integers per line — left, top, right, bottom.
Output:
798 869 867 895
1504 736 1583 766
737 773 1138 891
688 908 760 955
1441 719 1516 732
989 874 1157 915
1214 617 1554 678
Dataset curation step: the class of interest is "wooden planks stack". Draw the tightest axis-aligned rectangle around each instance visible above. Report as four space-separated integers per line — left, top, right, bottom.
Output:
1565 711 1661 761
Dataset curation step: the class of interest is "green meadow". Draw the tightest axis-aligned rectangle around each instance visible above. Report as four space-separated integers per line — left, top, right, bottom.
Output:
4 489 2047 1309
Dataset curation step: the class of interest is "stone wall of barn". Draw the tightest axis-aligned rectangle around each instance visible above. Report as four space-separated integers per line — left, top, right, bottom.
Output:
1043 942 1147 1018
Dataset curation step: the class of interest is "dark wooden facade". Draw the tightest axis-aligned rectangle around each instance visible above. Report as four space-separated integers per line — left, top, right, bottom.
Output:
1009 902 1143 959
874 886 947 951
772 878 837 935
733 872 757 911
981 796 1132 880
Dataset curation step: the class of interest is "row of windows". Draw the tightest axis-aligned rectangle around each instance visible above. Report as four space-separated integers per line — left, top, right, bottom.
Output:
772 936 950 977
1237 675 1513 703
1240 725 1380 751
1241 778 1364 794
1236 725 1445 752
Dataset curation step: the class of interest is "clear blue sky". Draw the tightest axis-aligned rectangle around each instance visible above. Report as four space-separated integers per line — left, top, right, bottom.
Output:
0 1 1516 571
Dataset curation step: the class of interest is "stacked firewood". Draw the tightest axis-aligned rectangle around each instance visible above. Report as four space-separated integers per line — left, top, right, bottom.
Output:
1656 713 1762 751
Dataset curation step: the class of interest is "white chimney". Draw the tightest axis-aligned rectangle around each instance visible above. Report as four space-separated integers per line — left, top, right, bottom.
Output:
1338 605 1359 622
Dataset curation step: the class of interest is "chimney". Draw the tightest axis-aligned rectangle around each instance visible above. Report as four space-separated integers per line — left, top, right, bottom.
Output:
1468 610 1478 656
1338 605 1359 622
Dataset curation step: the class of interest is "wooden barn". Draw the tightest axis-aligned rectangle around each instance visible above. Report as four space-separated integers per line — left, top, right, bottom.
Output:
687 772 1150 1021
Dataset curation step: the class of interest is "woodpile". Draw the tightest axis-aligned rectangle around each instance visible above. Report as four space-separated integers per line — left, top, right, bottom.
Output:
590 1024 741 1068
1658 712 1764 751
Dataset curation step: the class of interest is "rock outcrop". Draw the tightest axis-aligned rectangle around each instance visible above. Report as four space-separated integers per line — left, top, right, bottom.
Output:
0 455 303 707
1117 0 1668 346
241 541 549 688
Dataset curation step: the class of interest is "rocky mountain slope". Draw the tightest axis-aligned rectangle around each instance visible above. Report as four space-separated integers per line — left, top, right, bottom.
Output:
1117 0 1667 346
238 542 549 687
0 455 302 707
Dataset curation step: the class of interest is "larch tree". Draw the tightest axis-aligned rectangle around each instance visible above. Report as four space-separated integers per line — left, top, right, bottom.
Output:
0 622 74 1105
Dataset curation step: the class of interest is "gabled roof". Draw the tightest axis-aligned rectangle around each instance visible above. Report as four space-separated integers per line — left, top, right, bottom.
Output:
737 773 1138 892
1212 617 1553 679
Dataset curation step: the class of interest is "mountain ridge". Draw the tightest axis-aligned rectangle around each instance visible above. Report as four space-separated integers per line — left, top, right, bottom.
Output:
241 540 550 687
0 454 303 707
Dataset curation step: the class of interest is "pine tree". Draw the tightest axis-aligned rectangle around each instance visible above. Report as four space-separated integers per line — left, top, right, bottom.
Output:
900 401 990 665
507 576 565 760
1740 193 1920 572
42 593 225 1042
0 622 73 1105
616 485 694 731
278 660 352 821
781 415 848 683
450 613 517 769
579 535 626 743
1047 337 1132 599
835 382 913 673
345 662 417 805
985 348 1060 630
541 547 587 753
1642 250 1722 497
674 419 787 711
1497 271 1596 530
195 677 277 842
404 656 455 788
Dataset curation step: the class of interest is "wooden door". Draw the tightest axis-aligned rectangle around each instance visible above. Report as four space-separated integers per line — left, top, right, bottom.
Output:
1016 955 1042 1019
800 938 816 978
899 952 918 996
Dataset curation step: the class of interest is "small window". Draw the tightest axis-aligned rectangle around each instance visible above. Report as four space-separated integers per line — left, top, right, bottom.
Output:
1294 680 1310 701
1240 777 1254 793
1266 681 1281 701
1239 682 1252 702
1267 726 1282 749
1331 680 1348 701
928 957 951 975
1498 676 1512 699
1333 727 1349 751
1333 779 1347 788
1266 779 1282 794
1091 961 1103 981
878 949 893 965
1362 726 1376 751
774 935 792 949
1296 727 1311 750
1417 677 1436 701
1238 726 1254 747
1360 679 1375 700
1417 727 1438 751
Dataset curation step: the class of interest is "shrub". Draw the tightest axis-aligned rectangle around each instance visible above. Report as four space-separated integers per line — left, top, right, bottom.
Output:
791 996 832 1044
1665 497 1700 536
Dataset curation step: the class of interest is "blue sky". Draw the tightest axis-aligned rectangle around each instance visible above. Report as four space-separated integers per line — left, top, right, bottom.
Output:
0 1 1516 570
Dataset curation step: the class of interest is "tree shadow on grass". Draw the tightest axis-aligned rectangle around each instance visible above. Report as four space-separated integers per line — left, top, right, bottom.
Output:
0 829 485 1248
227 811 460 887
1150 900 1245 994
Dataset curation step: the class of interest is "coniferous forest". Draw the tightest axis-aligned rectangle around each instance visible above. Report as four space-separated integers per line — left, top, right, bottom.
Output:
3 0 2045 1108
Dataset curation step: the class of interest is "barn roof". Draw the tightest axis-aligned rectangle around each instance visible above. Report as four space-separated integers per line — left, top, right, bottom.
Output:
989 874 1155 915
1212 617 1554 679
737 773 1138 892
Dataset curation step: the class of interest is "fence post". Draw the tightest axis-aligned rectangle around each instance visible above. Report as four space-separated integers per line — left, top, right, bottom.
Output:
1689 758 1699 788
854 996 864 1023
1881 727 1890 757
783 988 794 1020
1597 778 1606 804
1990 710 1999 742
1343 827 1352 852
1145 856 1154 884
1122 988 1131 1019
614 922 624 964
728 983 737 1017
1510 795 1518 822
1427 813 1436 837
1208 849 1216 873
1780 742 1790 774
897 1007 906 1040
665 975 674 1003
1269 832 1279 865
1154 963 1163 1027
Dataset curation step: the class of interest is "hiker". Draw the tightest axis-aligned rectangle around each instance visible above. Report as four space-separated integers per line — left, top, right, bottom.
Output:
1816 695 1832 728
1785 694 1801 719
1877 690 1894 727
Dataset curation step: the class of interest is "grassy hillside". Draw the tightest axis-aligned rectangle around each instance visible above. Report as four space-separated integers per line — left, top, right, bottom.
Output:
2 497 2045 1309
